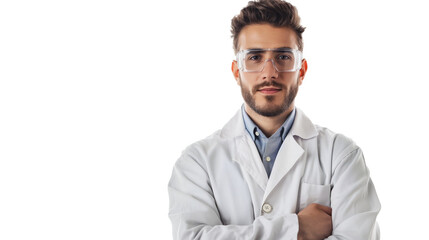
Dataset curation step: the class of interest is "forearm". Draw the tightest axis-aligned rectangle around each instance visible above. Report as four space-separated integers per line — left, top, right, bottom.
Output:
325 219 379 240
168 157 300 240
170 212 299 240
325 201 380 240
328 146 381 240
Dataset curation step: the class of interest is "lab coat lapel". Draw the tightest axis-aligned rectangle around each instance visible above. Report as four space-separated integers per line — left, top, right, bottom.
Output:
234 135 268 191
262 108 318 200
220 109 268 191
220 107 318 199
263 135 304 200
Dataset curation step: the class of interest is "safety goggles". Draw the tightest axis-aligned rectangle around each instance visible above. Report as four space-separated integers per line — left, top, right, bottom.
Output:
236 48 303 72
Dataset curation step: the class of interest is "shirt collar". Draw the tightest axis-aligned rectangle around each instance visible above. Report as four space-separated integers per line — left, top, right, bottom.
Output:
241 105 296 141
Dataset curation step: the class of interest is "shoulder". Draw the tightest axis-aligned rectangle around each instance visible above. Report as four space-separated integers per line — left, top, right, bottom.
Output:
182 129 225 158
172 130 220 169
312 124 363 172
177 110 243 164
294 109 362 165
179 109 245 160
173 128 237 178
315 125 359 155
294 108 359 154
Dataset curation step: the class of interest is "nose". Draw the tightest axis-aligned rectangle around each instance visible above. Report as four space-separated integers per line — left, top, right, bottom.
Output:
261 59 279 80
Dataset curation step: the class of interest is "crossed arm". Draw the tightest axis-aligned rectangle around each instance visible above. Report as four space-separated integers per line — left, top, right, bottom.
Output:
168 147 380 239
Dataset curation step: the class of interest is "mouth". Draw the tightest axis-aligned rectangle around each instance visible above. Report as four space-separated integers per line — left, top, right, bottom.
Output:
257 87 282 95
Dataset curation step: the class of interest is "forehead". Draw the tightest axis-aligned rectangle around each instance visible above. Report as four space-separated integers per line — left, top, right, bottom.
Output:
238 24 298 51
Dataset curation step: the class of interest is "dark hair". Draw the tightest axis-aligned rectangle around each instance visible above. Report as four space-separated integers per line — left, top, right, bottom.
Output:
231 0 305 54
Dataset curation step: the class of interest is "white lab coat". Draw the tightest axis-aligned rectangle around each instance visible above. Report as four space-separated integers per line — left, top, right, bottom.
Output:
168 108 380 240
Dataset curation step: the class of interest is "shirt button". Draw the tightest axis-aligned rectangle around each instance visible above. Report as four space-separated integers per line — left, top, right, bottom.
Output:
266 156 271 162
255 131 260 136
262 203 272 213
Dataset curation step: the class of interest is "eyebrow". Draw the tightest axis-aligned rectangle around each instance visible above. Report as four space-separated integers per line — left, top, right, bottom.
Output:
246 47 294 52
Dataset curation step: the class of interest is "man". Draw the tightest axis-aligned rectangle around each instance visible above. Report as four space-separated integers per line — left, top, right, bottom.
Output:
168 0 381 239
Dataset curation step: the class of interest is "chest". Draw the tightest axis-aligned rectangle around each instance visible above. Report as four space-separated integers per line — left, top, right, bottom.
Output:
206 139 332 225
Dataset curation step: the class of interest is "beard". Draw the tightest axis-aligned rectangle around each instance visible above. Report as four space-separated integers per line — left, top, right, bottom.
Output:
240 77 299 117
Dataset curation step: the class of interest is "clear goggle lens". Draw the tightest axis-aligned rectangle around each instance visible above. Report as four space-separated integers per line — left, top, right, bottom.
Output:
237 48 302 72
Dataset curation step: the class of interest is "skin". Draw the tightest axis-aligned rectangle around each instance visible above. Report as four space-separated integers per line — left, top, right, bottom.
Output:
231 24 332 239
297 203 332 240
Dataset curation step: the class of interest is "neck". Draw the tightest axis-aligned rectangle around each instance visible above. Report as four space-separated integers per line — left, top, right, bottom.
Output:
244 104 294 138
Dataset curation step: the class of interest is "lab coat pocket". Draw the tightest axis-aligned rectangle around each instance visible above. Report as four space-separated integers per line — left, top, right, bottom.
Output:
299 182 331 211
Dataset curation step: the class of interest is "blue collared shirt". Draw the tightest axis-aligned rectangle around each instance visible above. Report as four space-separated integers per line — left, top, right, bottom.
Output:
242 105 296 178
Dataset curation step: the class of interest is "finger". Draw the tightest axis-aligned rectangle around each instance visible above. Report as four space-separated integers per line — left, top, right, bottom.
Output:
316 204 332 215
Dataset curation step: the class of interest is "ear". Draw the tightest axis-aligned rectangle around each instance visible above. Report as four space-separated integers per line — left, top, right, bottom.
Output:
298 58 308 85
231 60 240 85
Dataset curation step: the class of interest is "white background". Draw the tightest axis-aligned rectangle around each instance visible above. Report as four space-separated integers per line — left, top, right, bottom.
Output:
1 0 428 239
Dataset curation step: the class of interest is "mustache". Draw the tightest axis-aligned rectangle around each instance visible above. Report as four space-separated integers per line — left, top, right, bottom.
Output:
252 81 285 93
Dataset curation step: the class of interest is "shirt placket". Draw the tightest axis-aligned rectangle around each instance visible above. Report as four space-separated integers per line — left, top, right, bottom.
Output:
262 137 277 178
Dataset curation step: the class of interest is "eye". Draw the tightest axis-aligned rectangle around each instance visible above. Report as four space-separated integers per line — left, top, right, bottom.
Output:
247 54 262 61
277 54 292 60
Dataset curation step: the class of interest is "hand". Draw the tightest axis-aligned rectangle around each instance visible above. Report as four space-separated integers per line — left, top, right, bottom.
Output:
297 203 332 240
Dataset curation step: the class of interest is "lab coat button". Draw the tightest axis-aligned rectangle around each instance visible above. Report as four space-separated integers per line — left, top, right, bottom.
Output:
262 203 272 213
